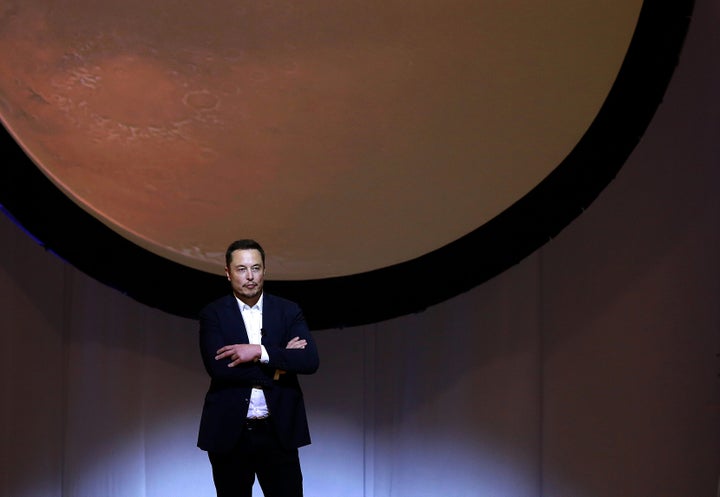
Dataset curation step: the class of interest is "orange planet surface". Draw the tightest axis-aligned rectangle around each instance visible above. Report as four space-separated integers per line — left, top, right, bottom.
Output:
0 0 641 279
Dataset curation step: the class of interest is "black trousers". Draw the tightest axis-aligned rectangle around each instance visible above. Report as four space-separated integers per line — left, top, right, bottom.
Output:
208 417 303 497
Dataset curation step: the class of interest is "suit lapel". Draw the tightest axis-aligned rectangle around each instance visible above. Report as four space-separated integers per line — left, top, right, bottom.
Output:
261 293 280 346
224 294 249 343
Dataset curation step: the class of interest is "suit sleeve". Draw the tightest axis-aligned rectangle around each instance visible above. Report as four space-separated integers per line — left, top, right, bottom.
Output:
198 303 274 387
264 302 319 375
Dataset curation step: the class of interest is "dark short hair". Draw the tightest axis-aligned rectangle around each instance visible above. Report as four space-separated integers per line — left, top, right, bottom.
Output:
225 239 266 267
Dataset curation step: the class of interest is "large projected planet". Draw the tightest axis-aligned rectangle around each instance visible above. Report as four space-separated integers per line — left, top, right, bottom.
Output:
0 0 691 327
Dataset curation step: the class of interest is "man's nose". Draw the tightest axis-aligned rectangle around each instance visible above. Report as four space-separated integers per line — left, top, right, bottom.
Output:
246 269 254 280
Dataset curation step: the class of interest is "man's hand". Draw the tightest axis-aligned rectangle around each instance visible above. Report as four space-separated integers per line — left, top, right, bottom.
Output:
285 337 307 349
215 344 262 367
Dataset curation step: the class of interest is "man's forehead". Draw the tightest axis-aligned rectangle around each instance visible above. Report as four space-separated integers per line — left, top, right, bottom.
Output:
229 249 263 265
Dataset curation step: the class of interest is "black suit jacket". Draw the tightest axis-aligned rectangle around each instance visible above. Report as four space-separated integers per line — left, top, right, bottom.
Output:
197 292 319 453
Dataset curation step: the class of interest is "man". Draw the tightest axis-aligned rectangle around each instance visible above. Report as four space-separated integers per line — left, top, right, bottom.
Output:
197 239 319 497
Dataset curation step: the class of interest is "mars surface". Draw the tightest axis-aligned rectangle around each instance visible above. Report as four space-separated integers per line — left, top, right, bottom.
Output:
0 0 641 279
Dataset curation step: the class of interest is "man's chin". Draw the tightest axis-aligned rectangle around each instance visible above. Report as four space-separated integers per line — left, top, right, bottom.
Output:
238 287 261 299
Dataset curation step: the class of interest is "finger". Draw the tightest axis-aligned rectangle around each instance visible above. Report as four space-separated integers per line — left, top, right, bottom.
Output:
215 349 234 360
286 339 307 349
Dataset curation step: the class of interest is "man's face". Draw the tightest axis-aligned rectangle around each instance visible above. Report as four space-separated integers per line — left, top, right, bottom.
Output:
225 249 265 305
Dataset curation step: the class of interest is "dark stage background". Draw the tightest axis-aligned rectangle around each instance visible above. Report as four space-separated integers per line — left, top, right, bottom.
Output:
1 0 718 496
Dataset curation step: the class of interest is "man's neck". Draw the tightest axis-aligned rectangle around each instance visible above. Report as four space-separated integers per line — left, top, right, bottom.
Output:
236 292 262 308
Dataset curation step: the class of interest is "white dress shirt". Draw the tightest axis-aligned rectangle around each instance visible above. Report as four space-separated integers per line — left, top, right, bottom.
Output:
237 293 270 419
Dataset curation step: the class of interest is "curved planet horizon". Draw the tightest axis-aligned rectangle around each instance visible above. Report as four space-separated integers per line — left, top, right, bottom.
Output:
0 0 694 329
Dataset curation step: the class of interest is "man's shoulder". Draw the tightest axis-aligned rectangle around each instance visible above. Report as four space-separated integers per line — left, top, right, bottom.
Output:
199 293 236 314
263 292 302 312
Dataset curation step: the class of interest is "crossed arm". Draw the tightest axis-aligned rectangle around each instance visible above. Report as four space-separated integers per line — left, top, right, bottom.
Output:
215 337 307 368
